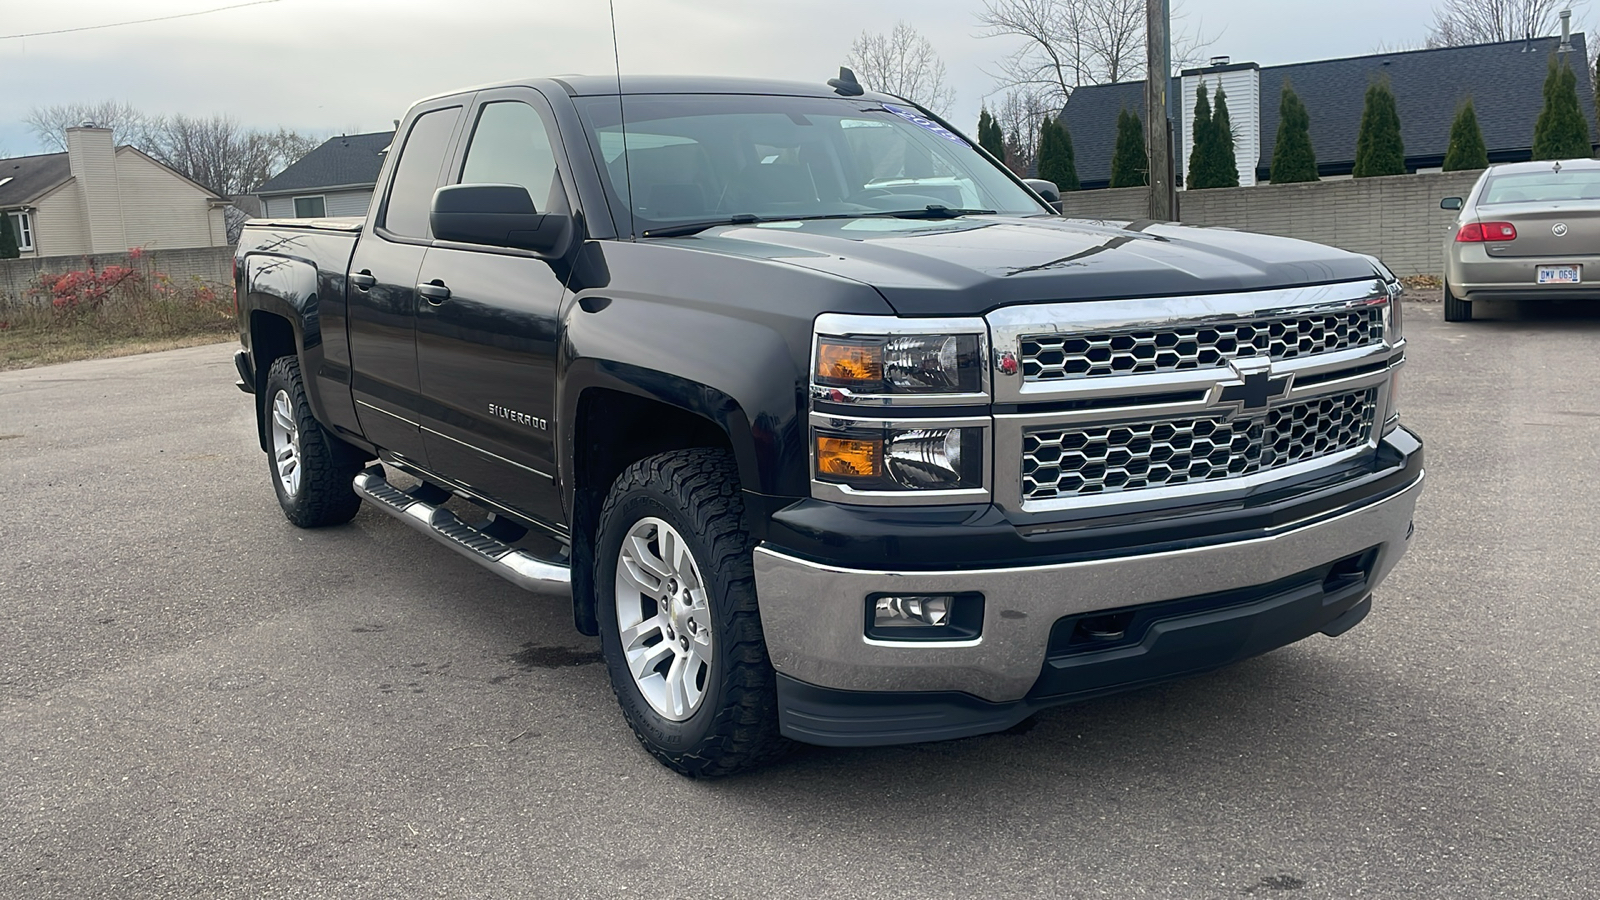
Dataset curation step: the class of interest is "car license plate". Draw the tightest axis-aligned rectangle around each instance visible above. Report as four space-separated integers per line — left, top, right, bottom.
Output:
1537 265 1580 284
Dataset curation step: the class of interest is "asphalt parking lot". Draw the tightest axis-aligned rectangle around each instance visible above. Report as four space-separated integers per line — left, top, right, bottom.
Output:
2 298 1598 899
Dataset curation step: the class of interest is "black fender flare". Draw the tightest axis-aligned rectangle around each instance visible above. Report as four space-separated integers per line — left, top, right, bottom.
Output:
242 254 328 449
558 359 765 506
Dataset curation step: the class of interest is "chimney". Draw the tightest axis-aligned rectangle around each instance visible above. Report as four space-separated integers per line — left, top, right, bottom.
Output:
1179 61 1262 188
1560 9 1573 54
65 126 128 253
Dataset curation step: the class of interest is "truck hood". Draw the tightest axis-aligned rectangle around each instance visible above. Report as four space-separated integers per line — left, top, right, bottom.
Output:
667 215 1382 316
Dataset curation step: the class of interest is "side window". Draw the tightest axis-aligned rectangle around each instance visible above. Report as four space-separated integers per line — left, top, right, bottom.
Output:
381 107 460 239
459 101 569 214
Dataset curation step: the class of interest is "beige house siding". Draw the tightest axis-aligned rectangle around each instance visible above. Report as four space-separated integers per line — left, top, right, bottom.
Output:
28 181 91 258
9 129 230 257
114 148 229 250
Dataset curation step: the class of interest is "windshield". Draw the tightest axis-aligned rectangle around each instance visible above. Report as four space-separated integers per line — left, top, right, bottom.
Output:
573 93 1045 235
1481 169 1600 204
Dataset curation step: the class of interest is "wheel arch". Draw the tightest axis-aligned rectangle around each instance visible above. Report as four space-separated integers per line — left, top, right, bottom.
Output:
561 368 759 636
248 309 300 452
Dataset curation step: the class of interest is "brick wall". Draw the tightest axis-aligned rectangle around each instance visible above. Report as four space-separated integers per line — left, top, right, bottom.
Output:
0 245 234 302
1060 170 1486 275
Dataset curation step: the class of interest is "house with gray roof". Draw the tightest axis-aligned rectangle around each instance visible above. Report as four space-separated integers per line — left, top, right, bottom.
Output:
253 131 392 219
1 126 230 257
1059 35 1597 190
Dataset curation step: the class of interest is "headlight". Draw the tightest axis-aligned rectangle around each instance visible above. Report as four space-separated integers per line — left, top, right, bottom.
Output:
809 315 991 505
815 333 984 395
814 424 984 491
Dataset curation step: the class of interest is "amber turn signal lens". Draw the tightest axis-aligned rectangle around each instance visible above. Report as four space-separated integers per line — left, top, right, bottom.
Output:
816 435 882 480
816 340 883 387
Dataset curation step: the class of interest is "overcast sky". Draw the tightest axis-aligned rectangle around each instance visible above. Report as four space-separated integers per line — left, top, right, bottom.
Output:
0 0 1498 158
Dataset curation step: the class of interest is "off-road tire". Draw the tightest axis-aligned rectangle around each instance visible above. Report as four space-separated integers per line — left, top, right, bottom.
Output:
263 356 365 528
1444 283 1472 322
595 448 792 777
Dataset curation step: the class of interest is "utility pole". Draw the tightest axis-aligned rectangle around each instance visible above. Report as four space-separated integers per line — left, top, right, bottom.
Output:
1145 0 1176 220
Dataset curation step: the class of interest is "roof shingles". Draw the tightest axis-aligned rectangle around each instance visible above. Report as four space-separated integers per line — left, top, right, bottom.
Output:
0 152 73 208
254 131 393 195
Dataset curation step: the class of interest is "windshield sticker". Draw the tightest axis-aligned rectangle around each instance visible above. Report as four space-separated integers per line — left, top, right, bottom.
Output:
881 104 966 144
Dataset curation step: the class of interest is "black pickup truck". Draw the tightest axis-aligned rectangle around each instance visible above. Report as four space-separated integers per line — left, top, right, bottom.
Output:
233 72 1423 776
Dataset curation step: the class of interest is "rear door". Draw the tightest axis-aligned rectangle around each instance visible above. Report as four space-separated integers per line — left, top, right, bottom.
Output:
346 102 466 464
413 88 575 527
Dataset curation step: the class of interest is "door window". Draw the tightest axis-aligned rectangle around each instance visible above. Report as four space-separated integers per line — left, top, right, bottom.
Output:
459 101 569 214
381 107 461 239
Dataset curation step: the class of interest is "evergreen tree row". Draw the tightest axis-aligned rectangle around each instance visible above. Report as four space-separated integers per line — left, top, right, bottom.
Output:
977 51 1592 195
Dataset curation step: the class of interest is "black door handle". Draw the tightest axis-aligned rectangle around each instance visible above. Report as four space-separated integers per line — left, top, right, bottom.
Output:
416 281 452 303
350 270 376 289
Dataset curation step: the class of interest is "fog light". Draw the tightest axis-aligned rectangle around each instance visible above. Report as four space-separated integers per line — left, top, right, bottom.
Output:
874 595 953 628
866 592 984 642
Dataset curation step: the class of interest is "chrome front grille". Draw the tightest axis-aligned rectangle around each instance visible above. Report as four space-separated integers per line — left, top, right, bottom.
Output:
1019 307 1385 382
1021 389 1377 500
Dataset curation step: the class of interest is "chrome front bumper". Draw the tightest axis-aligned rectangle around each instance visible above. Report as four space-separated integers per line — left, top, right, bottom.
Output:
753 473 1423 703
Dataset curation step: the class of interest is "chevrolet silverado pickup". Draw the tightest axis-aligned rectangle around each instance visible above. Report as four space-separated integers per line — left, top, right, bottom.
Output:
233 71 1423 776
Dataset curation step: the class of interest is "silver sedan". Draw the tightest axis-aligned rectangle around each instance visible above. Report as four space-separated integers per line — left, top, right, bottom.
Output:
1440 158 1600 322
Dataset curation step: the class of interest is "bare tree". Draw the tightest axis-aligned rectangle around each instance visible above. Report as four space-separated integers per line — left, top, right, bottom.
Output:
994 85 1055 175
26 100 322 196
25 100 149 152
140 115 322 196
1427 0 1585 46
979 0 1216 108
845 21 957 116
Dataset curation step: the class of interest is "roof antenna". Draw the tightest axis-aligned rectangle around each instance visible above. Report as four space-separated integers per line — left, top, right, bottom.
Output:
610 0 636 239
829 67 864 97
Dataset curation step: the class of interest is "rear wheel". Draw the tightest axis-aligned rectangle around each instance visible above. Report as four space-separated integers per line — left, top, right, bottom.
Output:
1444 283 1472 322
595 448 791 777
263 356 365 528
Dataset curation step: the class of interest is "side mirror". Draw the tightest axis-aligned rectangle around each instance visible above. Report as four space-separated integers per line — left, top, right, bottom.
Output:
431 184 566 253
1024 178 1064 213
1440 197 1463 211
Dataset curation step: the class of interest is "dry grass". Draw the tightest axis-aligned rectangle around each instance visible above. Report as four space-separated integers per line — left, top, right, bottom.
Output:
0 262 236 371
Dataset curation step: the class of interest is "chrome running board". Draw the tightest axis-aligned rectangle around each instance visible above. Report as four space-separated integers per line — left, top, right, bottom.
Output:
353 466 571 599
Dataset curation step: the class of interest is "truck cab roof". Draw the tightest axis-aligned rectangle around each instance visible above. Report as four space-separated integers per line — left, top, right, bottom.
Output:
416 74 902 106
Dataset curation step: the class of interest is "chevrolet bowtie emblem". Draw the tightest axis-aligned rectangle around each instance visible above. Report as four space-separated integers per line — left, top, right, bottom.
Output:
1217 358 1292 412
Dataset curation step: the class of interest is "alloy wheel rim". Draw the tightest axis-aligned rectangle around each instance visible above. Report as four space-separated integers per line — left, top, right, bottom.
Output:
614 516 714 721
270 389 302 497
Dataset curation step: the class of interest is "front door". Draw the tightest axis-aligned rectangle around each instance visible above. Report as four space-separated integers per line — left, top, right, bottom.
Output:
414 92 573 527
346 103 465 465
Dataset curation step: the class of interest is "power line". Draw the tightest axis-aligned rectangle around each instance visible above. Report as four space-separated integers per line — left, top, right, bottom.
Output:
0 0 284 41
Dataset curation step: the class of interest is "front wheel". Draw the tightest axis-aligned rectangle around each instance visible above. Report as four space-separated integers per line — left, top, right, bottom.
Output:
262 356 365 528
595 449 791 776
